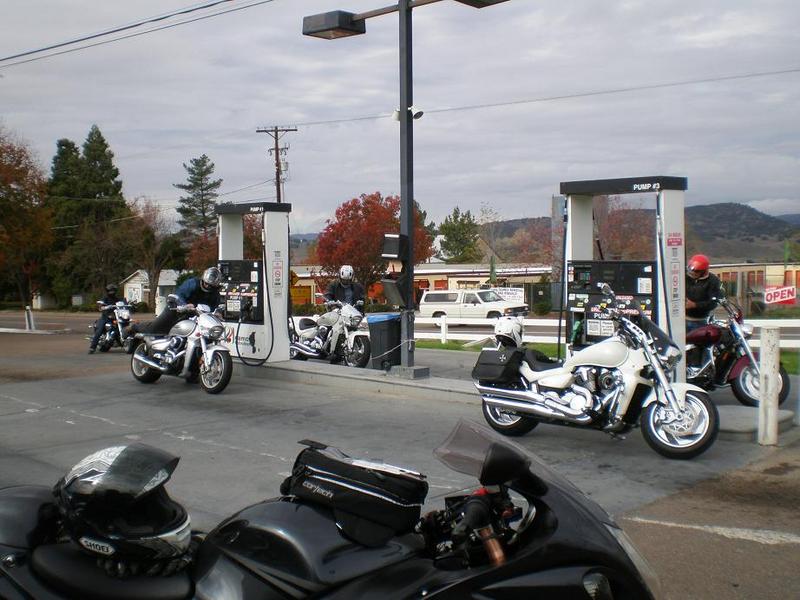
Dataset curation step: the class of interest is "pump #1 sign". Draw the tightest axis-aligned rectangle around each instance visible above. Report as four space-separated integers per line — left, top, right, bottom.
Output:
764 286 796 305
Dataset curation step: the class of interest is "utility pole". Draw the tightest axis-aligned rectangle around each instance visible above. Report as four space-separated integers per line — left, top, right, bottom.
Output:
256 126 297 203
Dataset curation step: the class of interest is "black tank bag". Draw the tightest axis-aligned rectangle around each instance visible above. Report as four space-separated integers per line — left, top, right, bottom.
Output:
282 440 428 547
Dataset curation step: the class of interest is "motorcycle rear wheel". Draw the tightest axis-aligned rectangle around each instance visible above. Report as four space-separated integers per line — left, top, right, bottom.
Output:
344 336 371 368
732 363 790 407
200 352 233 394
482 401 539 436
130 342 162 383
640 391 718 459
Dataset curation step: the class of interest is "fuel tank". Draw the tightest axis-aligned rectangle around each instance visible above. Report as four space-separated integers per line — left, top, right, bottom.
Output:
564 339 628 369
169 319 195 337
686 324 721 347
193 497 422 599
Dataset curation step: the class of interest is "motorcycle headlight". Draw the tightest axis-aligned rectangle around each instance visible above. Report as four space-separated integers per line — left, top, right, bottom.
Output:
605 524 662 598
117 309 131 320
207 325 225 340
347 314 363 328
740 323 754 338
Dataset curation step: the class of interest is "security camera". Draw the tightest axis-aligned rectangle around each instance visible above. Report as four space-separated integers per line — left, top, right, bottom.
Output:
409 105 424 119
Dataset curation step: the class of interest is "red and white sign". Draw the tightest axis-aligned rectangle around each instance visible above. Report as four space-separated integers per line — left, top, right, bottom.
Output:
666 232 683 247
764 286 796 305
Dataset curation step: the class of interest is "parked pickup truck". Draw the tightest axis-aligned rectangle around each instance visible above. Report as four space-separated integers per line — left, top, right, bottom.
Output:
418 289 528 319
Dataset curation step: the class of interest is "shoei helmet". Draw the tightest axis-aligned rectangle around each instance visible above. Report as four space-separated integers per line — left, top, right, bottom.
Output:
54 444 191 564
339 265 354 284
105 284 118 294
687 254 710 279
494 316 523 348
200 266 222 291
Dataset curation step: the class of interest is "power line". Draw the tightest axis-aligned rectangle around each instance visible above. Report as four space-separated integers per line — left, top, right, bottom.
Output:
0 0 276 70
0 1 238 63
282 67 800 128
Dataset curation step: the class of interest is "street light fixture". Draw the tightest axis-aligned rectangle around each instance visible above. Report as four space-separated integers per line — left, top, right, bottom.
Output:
303 0 510 378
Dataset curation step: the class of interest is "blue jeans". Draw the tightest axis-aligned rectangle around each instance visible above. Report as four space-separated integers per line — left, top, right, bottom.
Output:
686 320 707 334
90 313 114 348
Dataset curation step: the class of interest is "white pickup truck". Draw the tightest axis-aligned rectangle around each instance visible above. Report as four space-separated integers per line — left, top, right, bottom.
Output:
418 289 528 319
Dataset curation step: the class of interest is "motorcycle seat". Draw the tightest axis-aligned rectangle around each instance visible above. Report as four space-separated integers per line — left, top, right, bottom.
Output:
524 348 562 372
31 543 193 600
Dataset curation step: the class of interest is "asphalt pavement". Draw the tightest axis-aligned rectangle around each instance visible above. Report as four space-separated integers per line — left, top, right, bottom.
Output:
1 327 799 598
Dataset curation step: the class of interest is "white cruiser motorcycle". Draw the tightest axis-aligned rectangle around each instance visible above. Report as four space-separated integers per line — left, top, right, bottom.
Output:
130 298 233 394
473 283 719 459
289 299 371 368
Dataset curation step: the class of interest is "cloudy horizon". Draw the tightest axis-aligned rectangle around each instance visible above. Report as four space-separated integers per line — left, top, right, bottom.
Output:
2 0 799 233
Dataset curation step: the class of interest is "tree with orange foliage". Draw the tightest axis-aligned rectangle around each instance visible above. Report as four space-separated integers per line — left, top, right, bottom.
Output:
315 192 434 290
594 196 654 260
0 127 53 306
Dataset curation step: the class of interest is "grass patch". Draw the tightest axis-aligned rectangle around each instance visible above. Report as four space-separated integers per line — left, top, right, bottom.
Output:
782 351 799 375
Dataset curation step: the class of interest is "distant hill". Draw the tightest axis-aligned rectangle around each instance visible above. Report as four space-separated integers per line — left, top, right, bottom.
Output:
776 213 800 226
478 203 798 264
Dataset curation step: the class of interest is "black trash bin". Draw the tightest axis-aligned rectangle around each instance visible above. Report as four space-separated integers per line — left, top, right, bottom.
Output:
367 313 402 370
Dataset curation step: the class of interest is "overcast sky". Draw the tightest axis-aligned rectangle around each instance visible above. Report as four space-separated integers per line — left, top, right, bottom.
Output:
2 0 799 232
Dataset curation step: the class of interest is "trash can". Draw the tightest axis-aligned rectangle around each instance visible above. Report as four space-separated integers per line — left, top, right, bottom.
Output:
367 312 402 370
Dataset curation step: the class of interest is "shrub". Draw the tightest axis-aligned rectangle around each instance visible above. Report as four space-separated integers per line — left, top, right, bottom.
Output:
532 299 552 316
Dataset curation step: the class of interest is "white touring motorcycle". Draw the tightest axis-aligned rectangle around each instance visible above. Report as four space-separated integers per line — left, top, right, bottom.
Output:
130 299 233 394
473 283 719 459
289 299 371 368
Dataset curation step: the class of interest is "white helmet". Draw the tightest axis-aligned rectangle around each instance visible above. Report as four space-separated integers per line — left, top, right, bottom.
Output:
494 316 523 348
339 265 354 284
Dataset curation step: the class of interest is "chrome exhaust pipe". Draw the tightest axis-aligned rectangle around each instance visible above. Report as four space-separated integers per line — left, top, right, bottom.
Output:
132 352 169 372
291 342 322 358
475 383 593 424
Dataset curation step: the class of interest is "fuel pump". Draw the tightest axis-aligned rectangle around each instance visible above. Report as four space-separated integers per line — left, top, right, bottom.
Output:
216 202 291 364
559 176 688 380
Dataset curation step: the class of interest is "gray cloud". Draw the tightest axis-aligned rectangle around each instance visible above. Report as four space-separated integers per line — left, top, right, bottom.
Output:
1 0 798 233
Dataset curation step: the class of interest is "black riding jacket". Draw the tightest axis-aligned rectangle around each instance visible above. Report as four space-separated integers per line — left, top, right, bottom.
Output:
686 272 723 320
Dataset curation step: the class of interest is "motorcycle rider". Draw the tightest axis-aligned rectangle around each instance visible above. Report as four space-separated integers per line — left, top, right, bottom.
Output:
324 265 365 309
88 283 126 354
137 267 223 335
686 254 723 333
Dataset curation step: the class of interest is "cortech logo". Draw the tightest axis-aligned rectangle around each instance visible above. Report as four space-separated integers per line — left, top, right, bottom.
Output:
79 536 116 556
498 353 507 363
302 480 334 499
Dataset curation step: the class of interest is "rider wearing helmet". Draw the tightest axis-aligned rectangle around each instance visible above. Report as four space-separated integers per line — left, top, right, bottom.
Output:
53 443 192 578
686 254 723 333
324 265 365 308
135 267 223 336
88 283 126 354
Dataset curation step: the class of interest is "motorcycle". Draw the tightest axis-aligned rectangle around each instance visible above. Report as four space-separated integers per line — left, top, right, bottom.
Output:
289 298 371 368
0 419 659 599
130 297 233 394
686 296 790 406
474 283 719 460
87 300 137 353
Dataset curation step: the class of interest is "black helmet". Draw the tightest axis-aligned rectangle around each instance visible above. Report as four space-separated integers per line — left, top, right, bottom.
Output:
54 444 191 573
106 284 118 294
201 267 222 291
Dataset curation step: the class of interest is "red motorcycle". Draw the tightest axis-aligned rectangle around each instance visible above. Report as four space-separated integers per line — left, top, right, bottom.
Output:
686 297 790 406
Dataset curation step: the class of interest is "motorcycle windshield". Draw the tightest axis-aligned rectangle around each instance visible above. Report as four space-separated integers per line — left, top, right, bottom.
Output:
638 314 677 355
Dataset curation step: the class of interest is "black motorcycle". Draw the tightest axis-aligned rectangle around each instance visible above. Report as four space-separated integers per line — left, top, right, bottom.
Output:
0 420 659 599
87 300 137 353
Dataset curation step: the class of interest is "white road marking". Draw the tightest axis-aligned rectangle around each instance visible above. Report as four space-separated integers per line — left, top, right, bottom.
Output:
624 516 800 545
0 393 45 408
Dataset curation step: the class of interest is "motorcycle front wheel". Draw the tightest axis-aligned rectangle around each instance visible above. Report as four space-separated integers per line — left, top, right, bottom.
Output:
131 342 162 383
344 336 371 368
640 391 718 459
732 363 790 407
482 401 539 436
200 352 233 394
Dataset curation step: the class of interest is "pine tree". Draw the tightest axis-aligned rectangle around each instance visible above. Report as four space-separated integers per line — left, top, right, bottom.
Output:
174 154 222 238
47 139 83 198
438 207 483 263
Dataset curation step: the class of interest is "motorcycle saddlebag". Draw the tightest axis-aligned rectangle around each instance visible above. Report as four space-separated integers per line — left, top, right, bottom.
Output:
281 441 428 547
471 348 524 383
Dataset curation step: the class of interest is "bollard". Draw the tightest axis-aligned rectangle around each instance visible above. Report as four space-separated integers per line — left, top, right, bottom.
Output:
439 314 448 344
795 349 800 428
24 305 35 331
757 326 780 446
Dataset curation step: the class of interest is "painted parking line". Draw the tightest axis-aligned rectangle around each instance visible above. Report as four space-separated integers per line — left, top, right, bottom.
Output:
623 516 800 545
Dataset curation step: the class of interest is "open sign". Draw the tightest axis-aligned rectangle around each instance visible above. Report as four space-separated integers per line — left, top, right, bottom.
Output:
764 286 796 305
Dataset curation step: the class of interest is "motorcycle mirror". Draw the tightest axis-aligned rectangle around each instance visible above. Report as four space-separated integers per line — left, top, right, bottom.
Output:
598 283 613 296
356 300 364 307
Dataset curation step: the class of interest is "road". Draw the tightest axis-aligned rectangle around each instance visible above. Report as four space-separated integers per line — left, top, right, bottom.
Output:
0 329 798 599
